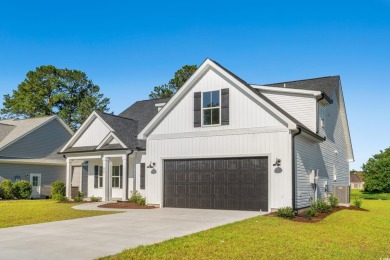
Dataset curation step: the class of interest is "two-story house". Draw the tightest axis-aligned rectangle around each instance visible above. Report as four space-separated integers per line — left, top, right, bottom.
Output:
60 58 353 211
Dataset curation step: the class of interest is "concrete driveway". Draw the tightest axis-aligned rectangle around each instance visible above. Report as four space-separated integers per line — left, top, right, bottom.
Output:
0 204 263 260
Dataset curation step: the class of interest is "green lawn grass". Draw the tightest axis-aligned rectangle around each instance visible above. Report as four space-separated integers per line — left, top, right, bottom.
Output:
0 200 116 228
351 189 390 200
103 200 390 259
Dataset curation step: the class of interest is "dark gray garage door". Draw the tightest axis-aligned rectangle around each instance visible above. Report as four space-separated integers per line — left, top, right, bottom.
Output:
164 157 268 211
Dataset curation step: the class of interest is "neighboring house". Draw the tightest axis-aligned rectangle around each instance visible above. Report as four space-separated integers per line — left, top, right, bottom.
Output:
61 58 353 211
0 116 73 198
350 172 364 189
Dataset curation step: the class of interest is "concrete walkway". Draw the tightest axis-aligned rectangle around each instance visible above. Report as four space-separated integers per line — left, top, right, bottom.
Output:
0 204 264 260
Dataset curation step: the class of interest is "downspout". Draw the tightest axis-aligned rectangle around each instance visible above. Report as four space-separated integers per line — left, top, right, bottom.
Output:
316 92 325 134
292 128 302 211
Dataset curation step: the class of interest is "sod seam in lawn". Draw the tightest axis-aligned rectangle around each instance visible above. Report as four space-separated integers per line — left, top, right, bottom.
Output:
0 200 117 228
101 200 390 259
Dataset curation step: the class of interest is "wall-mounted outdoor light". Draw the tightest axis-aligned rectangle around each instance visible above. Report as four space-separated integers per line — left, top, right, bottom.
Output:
146 162 156 169
272 158 281 167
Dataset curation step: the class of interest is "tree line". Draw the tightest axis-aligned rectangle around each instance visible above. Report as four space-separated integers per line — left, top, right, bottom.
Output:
0 64 197 131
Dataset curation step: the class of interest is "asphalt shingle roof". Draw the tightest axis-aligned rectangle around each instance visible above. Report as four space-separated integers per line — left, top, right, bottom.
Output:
95 111 140 149
259 76 340 101
209 59 325 140
119 98 170 133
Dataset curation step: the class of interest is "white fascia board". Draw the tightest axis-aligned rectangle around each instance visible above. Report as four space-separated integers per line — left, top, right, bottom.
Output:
252 85 322 97
60 111 114 153
96 132 127 150
138 59 298 139
60 112 97 153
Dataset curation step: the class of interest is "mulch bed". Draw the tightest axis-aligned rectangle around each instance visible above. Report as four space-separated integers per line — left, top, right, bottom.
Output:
267 206 369 223
98 201 156 209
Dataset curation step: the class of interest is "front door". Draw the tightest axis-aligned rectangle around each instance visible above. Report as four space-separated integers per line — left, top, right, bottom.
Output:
30 174 41 198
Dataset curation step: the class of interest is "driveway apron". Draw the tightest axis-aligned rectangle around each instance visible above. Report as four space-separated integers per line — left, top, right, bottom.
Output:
0 206 262 260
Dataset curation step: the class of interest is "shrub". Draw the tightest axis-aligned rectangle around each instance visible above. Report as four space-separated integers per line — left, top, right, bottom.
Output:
362 147 390 193
353 196 363 208
0 180 14 199
129 191 146 206
74 192 84 202
52 194 69 202
329 194 339 208
311 199 332 213
12 180 32 199
276 207 295 219
90 196 102 202
305 207 318 219
51 180 65 197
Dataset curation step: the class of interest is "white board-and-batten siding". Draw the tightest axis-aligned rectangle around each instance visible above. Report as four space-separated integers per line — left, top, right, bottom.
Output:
295 89 350 208
145 68 293 210
73 118 110 147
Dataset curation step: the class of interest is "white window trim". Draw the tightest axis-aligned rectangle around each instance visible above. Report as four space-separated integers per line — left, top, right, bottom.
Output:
201 90 221 127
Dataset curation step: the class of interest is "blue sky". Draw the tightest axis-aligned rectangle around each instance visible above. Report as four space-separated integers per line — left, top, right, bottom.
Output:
0 0 389 169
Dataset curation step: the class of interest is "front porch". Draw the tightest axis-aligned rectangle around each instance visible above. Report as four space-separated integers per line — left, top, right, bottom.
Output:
65 152 144 201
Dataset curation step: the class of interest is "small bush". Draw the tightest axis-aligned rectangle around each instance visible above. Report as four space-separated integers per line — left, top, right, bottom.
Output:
129 191 146 206
90 196 102 202
74 192 84 202
0 180 14 199
52 194 69 202
305 207 318 219
13 180 32 199
276 206 295 219
353 196 363 208
311 199 332 213
329 194 339 208
51 180 65 197
0 185 3 199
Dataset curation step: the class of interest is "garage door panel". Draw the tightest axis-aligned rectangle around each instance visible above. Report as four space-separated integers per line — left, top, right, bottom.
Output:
199 160 213 170
200 172 212 182
164 157 268 211
214 172 226 182
188 172 199 182
176 185 186 195
165 185 175 195
189 185 199 195
200 185 212 196
214 185 226 195
176 172 187 182
227 159 240 169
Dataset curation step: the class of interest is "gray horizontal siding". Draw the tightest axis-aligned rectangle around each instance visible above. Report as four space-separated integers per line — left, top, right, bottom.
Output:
295 89 350 209
0 119 71 160
0 163 65 197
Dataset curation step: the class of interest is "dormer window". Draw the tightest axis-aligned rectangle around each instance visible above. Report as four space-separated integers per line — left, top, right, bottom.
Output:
203 90 220 125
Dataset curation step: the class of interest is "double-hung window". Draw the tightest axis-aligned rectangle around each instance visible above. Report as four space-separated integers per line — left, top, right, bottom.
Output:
203 90 220 125
112 165 123 188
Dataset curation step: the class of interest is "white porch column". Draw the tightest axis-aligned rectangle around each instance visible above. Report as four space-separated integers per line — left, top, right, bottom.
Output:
65 159 72 199
122 155 128 201
103 157 110 201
